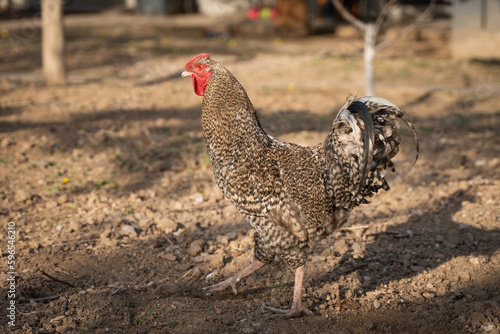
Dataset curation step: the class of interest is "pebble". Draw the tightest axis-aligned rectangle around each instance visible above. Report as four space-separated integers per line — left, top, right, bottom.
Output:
190 266 203 279
46 200 58 209
157 217 178 234
410 265 424 273
14 189 31 202
333 238 349 254
469 312 486 328
1 137 14 148
210 253 225 269
422 292 435 299
481 323 496 332
57 194 68 204
120 224 138 237
55 325 68 333
364 320 375 330
187 240 203 257
222 204 239 217
351 242 365 254
366 291 379 300
442 240 456 248
216 235 229 246
373 300 381 309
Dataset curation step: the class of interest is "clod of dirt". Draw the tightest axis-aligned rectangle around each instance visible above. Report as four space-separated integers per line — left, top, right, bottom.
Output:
209 253 225 270
187 240 204 257
120 224 138 237
156 217 178 234
14 188 31 202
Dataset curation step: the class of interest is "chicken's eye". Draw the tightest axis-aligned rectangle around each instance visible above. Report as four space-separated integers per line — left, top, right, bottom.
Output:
197 65 203 70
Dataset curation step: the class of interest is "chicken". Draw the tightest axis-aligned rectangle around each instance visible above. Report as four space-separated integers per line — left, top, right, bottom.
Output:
181 53 418 317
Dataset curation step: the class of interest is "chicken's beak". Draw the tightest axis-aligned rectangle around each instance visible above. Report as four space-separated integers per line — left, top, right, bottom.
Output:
181 70 192 78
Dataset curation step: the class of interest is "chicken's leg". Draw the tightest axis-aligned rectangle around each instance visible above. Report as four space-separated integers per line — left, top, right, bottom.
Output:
204 259 266 295
263 265 312 318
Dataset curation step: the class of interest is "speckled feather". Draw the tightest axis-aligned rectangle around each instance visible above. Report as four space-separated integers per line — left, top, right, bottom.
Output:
195 56 418 270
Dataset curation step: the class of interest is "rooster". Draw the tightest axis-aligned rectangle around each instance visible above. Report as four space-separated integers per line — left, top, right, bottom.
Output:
182 53 418 317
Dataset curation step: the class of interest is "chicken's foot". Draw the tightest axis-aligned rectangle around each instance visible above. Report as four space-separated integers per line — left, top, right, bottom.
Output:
204 259 265 295
262 265 312 318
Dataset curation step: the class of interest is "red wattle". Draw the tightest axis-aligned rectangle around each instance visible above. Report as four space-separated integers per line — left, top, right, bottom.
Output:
193 72 212 96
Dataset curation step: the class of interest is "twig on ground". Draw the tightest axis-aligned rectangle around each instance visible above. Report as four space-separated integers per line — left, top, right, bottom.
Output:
41 271 76 288
32 294 61 302
176 268 193 282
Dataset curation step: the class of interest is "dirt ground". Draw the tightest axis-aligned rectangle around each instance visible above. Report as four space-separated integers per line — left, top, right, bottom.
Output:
1 12 499 334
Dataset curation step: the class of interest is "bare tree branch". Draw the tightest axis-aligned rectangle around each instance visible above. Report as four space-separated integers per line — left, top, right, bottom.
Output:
376 0 437 51
374 0 398 32
332 0 366 31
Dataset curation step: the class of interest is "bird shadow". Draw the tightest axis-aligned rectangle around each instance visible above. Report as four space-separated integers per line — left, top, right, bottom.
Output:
312 188 499 297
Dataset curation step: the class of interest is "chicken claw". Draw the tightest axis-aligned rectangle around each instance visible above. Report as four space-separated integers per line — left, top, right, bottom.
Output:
204 276 239 295
203 260 266 296
261 303 313 318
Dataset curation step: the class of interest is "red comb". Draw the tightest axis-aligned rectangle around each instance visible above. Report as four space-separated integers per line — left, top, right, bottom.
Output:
185 53 211 69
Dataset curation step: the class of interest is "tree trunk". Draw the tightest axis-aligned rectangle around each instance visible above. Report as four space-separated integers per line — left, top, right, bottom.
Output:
364 23 376 96
42 0 66 85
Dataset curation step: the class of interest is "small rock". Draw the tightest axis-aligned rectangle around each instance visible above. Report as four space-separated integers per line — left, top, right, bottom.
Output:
442 240 456 248
56 224 64 232
436 285 447 296
333 238 349 254
469 312 486 327
241 327 255 334
120 224 138 237
190 266 203 279
458 272 470 282
364 320 375 330
422 292 435 299
15 151 28 163
222 204 239 217
14 189 31 202
159 253 177 261
351 242 364 254
55 325 68 333
216 235 229 246
45 200 58 209
366 291 379 300
485 301 500 317
469 257 480 265
57 194 68 204
373 300 381 309
481 323 496 332
410 265 424 273
147 161 166 173
1 137 14 148
157 217 177 234
187 240 203 257
36 159 48 167
210 253 225 270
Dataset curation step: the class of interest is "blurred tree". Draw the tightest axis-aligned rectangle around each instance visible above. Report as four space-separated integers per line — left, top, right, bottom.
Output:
42 0 66 85
332 0 436 96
